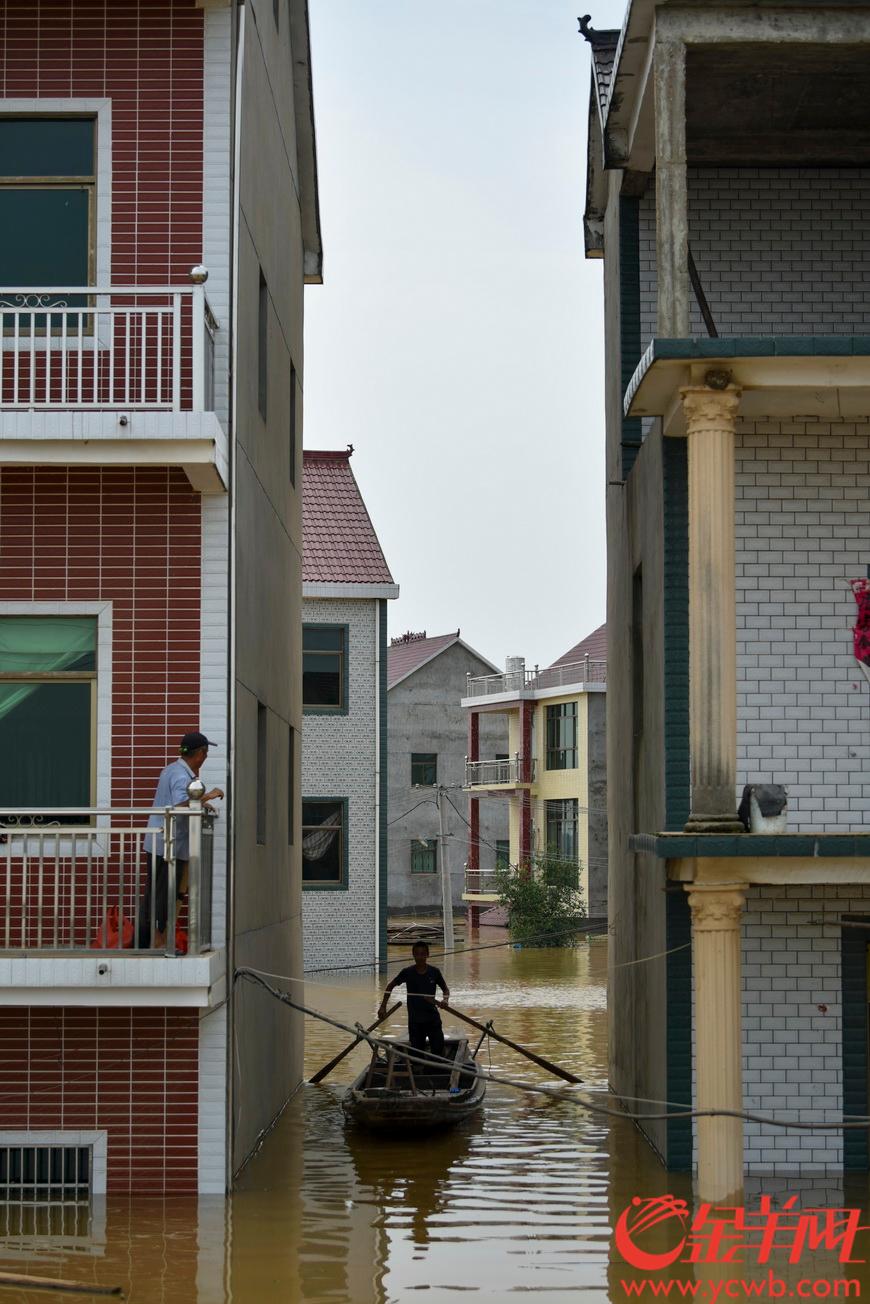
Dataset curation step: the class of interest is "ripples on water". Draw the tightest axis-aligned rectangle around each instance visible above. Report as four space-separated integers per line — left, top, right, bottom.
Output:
2 929 868 1301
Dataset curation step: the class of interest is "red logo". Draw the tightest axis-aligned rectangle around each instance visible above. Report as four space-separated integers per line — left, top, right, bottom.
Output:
614 1196 691 1270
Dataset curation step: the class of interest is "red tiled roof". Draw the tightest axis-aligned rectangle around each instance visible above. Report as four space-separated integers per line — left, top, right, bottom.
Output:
302 450 395 586
387 631 461 689
549 623 607 669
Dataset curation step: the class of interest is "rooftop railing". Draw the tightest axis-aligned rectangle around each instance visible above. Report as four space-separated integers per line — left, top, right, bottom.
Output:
0 794 214 956
465 657 607 700
0 278 217 412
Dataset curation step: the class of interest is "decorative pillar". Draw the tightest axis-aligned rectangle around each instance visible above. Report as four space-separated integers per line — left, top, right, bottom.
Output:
686 882 746 1203
682 383 744 833
519 791 532 872
654 39 689 337
467 713 481 929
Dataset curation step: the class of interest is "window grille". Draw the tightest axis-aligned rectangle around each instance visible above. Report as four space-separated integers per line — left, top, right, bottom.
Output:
0 1144 91 1203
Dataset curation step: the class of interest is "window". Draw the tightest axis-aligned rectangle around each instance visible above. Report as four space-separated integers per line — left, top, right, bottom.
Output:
302 625 347 711
289 364 297 487
0 616 96 818
495 839 510 871
0 1143 90 1202
546 702 578 770
258 269 268 420
410 839 437 874
0 118 95 325
545 799 578 864
302 800 347 887
256 702 267 845
411 753 437 786
288 725 295 846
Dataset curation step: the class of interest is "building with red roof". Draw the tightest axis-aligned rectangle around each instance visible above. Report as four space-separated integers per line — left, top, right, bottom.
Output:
301 450 398 969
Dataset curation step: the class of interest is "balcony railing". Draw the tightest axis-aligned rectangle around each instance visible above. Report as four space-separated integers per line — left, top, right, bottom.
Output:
0 801 214 956
465 657 607 700
464 755 536 787
0 281 217 412
464 857 580 895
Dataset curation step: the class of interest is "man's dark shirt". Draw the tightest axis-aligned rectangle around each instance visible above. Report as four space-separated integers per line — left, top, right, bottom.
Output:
394 964 447 1025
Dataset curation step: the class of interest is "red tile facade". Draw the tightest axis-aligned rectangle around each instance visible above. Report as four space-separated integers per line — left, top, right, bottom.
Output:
0 1007 199 1193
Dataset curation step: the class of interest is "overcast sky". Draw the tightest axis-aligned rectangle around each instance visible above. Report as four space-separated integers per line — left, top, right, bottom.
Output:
303 0 628 669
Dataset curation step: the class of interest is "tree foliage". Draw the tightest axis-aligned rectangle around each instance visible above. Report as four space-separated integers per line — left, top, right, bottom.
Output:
493 860 587 947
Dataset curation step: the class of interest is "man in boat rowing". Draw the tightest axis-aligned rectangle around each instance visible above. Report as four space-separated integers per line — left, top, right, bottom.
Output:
378 942 450 1061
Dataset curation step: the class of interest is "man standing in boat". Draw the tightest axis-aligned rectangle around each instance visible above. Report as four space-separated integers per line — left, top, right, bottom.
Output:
378 942 450 1060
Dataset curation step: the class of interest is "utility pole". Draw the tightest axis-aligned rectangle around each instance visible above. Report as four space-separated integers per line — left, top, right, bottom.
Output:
436 785 455 952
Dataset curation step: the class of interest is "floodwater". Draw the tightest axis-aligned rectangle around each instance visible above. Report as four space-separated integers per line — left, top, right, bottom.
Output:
2 926 870 1302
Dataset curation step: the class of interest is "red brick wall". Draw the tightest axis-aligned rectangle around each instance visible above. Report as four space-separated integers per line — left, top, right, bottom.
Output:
0 0 205 287
0 1007 199 1193
0 466 202 799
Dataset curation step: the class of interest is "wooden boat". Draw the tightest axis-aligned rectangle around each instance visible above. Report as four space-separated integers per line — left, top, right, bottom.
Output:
342 1035 486 1131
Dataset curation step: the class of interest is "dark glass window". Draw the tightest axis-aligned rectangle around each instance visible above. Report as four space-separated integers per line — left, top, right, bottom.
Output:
0 616 97 817
495 839 510 871
258 269 268 420
546 702 578 770
302 625 346 709
302 800 346 884
256 702 267 845
0 119 95 309
545 799 578 864
410 839 437 874
411 753 437 786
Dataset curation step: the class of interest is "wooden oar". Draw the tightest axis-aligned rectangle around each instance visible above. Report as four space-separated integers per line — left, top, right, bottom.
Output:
309 1002 402 1084
445 1004 583 1084
0 1270 122 1296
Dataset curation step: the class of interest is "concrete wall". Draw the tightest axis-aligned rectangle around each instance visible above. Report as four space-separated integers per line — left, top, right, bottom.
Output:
231 0 306 1175
585 693 608 922
735 420 870 831
387 643 508 914
639 168 870 343
301 597 381 969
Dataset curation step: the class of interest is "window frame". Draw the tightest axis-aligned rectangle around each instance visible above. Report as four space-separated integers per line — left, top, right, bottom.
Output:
545 798 579 864
545 701 578 771
495 838 511 871
302 623 349 716
301 797 348 891
410 838 437 874
410 752 437 787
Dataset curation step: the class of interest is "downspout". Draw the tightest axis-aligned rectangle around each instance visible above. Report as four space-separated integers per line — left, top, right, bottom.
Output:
225 0 245 1191
373 600 380 967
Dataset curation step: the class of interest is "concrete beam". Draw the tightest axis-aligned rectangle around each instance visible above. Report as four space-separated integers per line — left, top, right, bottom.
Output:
653 39 690 336
657 6 870 47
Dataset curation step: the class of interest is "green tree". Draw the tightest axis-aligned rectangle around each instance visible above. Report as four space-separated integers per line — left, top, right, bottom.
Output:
494 860 586 946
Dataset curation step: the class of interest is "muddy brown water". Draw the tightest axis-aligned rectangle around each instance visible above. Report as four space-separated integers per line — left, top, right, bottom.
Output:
1 928 870 1302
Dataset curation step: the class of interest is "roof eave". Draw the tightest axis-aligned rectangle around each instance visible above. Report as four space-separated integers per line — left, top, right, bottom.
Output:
290 0 323 285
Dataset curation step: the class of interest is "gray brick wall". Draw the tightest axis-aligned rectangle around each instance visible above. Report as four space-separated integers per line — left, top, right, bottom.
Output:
638 169 870 342
735 420 870 831
302 598 379 971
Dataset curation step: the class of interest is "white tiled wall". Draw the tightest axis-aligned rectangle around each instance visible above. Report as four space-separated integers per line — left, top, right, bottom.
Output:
735 421 870 831
638 168 870 342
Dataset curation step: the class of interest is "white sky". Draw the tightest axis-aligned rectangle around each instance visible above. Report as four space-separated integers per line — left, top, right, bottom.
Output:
303 0 628 669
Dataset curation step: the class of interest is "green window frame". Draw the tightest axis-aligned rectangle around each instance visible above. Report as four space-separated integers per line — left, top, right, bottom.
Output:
545 702 578 770
0 615 97 821
410 839 437 874
411 753 437 786
0 118 96 330
303 624 348 714
302 798 348 889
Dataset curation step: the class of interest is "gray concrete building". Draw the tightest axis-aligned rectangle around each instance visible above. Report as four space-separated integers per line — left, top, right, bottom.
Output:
387 633 508 915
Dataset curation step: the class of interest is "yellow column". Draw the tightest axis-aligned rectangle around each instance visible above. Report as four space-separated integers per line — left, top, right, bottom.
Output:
687 882 746 1203
682 382 744 833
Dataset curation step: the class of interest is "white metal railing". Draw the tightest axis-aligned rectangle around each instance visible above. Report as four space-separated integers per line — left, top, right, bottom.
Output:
464 755 536 787
0 795 214 956
465 657 607 699
0 282 217 412
464 856 580 894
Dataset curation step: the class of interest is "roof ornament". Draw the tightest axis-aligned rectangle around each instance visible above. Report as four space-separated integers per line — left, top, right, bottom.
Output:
391 631 427 645
346 443 354 456
578 14 608 46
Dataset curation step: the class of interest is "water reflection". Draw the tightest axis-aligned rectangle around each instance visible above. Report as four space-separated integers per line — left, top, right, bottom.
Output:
1 930 869 1300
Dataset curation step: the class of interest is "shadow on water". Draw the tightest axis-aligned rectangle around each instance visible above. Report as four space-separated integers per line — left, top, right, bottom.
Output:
1 930 869 1300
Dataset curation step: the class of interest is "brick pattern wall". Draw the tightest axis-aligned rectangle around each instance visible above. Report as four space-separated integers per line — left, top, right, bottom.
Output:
301 598 379 971
735 421 870 830
741 885 870 1173
638 169 870 342
0 1007 199 1193
0 467 202 801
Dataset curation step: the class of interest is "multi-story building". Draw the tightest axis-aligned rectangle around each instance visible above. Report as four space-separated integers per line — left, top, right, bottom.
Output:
301 449 397 970
461 628 608 924
387 631 508 916
0 0 321 1195
584 1 870 1198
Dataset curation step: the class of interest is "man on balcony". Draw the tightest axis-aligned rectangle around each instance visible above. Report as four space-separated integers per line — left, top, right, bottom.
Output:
138 732 223 949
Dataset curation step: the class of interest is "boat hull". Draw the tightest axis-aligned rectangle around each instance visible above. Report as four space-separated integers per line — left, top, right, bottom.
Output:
342 1038 486 1132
